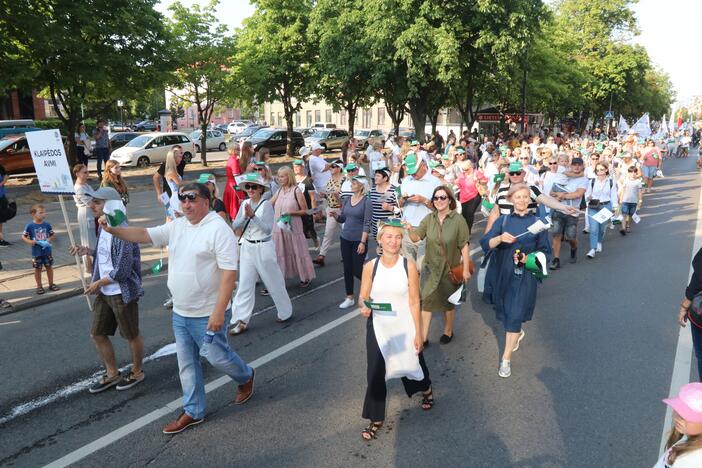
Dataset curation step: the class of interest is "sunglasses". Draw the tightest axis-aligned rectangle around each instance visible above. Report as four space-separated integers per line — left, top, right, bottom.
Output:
596 168 607 172
549 162 558 165
243 184 261 190
508 171 523 176
519 157 530 160
432 195 449 201
628 169 637 173
253 167 265 171
591 156 599 160
177 192 200 202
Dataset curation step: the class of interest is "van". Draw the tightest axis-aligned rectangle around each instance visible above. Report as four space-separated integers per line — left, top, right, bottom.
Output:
0 119 42 138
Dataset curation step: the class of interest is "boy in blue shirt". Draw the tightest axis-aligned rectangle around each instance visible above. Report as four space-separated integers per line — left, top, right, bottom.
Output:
22 204 60 295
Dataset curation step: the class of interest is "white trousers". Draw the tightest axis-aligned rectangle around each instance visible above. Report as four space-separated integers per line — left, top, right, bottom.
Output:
319 207 340 257
231 240 293 325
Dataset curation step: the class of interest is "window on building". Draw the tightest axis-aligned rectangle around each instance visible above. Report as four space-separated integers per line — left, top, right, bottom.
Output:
295 113 301 127
270 113 275 126
277 112 283 127
314 109 321 123
362 108 372 128
325 109 332 123
340 111 347 126
377 107 386 127
306 110 312 127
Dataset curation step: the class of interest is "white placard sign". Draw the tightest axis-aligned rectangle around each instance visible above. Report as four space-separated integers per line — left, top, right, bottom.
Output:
26 129 74 194
592 207 614 224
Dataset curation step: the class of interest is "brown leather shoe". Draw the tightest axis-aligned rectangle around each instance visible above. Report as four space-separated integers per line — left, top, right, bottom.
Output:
234 368 255 405
162 412 203 434
312 256 325 267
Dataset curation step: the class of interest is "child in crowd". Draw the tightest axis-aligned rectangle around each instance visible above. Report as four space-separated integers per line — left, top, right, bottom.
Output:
656 382 702 467
22 204 60 295
618 165 642 235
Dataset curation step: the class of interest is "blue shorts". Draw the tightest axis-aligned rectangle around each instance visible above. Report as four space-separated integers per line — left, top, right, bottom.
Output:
621 202 637 216
32 254 54 269
642 165 657 179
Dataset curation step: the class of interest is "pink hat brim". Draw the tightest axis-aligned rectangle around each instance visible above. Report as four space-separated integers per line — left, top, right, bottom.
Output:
663 397 702 423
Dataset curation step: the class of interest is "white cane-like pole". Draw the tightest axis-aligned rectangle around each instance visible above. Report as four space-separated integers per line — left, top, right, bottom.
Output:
58 195 92 311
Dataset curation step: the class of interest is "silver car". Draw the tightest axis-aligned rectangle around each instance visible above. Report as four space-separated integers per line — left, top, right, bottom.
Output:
354 129 386 149
304 128 349 151
190 130 227 152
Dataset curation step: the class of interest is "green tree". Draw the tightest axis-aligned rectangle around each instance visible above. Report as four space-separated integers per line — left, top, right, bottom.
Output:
6 0 172 164
234 0 315 156
167 0 235 165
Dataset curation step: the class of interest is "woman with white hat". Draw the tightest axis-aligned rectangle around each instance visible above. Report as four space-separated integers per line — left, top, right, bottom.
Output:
230 172 293 335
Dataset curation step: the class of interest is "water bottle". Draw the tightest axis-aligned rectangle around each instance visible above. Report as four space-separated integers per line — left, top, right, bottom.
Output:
200 331 215 358
513 249 523 277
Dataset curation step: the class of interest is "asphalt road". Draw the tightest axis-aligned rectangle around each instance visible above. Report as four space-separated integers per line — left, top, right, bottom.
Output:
0 152 699 467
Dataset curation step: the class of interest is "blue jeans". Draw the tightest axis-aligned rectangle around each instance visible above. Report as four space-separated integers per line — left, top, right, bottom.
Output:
587 202 612 250
172 309 253 420
691 323 702 381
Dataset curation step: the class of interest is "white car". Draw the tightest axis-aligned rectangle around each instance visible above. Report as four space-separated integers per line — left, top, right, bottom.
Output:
227 120 252 134
110 132 195 168
190 130 227 152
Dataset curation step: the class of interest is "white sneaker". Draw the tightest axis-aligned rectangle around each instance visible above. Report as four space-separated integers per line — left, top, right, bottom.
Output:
228 320 248 335
586 249 596 259
596 242 602 252
498 360 511 378
163 298 173 308
339 297 355 309
512 330 526 352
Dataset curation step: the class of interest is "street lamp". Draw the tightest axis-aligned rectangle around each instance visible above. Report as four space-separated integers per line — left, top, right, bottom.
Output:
117 100 124 128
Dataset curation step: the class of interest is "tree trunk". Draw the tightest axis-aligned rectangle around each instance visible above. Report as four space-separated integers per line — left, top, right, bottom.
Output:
66 113 79 168
343 104 358 163
200 120 208 167
408 105 427 142
430 109 439 138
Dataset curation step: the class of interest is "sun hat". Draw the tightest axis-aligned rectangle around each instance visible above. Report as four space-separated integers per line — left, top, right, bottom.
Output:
403 152 420 175
432 166 446 176
89 187 122 201
508 161 523 173
299 146 311 157
351 175 370 191
330 159 344 168
310 142 324 151
197 173 216 184
235 172 270 190
663 383 702 423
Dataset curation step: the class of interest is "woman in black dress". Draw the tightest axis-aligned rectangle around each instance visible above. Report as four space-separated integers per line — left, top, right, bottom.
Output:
199 173 228 222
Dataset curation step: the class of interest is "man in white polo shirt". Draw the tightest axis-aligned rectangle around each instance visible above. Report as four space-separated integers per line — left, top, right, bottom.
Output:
308 142 331 193
399 152 440 263
100 182 255 435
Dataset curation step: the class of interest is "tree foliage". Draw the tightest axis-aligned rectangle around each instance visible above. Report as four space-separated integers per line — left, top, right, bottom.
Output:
167 0 235 165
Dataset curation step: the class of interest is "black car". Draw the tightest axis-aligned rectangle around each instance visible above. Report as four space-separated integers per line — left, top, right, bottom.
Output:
109 132 142 151
249 128 304 155
232 125 267 144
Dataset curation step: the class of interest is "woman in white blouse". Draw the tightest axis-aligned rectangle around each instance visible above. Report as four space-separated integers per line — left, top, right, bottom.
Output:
72 164 96 272
584 162 618 259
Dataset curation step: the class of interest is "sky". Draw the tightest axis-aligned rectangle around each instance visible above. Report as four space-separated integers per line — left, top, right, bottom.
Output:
157 0 702 107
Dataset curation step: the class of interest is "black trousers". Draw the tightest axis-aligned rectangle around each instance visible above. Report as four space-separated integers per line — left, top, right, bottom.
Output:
461 195 482 235
76 146 88 165
362 316 431 422
340 237 365 295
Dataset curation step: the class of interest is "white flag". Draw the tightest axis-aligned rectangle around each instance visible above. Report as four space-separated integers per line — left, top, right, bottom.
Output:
618 116 630 134
661 115 669 135
668 111 676 131
631 113 652 138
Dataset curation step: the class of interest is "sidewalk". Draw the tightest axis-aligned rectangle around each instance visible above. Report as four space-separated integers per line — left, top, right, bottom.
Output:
0 189 170 315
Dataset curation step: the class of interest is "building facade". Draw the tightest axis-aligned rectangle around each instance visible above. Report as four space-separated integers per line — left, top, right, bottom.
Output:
0 90 56 121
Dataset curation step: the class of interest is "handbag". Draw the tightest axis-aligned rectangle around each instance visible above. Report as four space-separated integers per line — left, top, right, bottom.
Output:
0 197 16 223
689 291 702 329
435 214 466 285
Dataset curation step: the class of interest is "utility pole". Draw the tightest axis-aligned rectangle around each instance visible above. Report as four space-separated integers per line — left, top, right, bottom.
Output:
521 47 528 134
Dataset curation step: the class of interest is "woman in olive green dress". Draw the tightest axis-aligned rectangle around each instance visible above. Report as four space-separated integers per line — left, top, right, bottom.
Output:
406 186 471 345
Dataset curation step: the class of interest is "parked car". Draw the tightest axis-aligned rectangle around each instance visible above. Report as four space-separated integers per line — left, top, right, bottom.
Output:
313 122 336 129
0 119 42 139
227 120 253 134
294 127 316 137
190 130 227 152
250 128 304 155
109 132 142 151
388 127 416 140
109 122 133 132
304 128 349 151
231 125 266 145
354 129 386 149
0 134 68 175
110 132 195 167
215 123 229 134
134 120 158 132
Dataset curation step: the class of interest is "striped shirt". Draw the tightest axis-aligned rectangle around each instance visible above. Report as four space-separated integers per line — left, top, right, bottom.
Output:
495 182 542 215
369 185 398 237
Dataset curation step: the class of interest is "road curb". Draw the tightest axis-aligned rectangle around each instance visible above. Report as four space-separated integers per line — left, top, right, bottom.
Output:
0 264 168 317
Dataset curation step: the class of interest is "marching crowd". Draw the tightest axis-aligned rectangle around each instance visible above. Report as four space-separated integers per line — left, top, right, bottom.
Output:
9 121 701 463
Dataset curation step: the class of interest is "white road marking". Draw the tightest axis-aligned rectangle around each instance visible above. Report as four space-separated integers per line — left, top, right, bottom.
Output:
0 320 21 326
43 308 361 468
659 172 701 453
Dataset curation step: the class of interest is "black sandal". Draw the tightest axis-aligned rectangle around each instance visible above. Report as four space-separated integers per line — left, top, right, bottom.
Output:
36 287 45 295
361 421 383 441
49 284 60 292
420 389 434 411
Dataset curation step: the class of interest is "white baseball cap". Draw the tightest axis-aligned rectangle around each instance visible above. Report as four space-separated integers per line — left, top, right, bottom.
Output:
310 142 324 151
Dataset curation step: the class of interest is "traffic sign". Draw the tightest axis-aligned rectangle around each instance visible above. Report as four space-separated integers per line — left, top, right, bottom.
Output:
604 111 614 119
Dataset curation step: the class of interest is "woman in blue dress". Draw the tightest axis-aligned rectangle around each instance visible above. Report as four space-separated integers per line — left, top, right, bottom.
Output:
480 184 551 378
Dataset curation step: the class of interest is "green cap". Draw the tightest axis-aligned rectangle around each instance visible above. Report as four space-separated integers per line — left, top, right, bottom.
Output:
410 140 420 146
428 160 440 168
455 147 465 154
403 152 420 175
381 218 404 228
292 159 304 165
441 153 449 160
508 161 523 173
197 173 215 184
343 163 358 172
